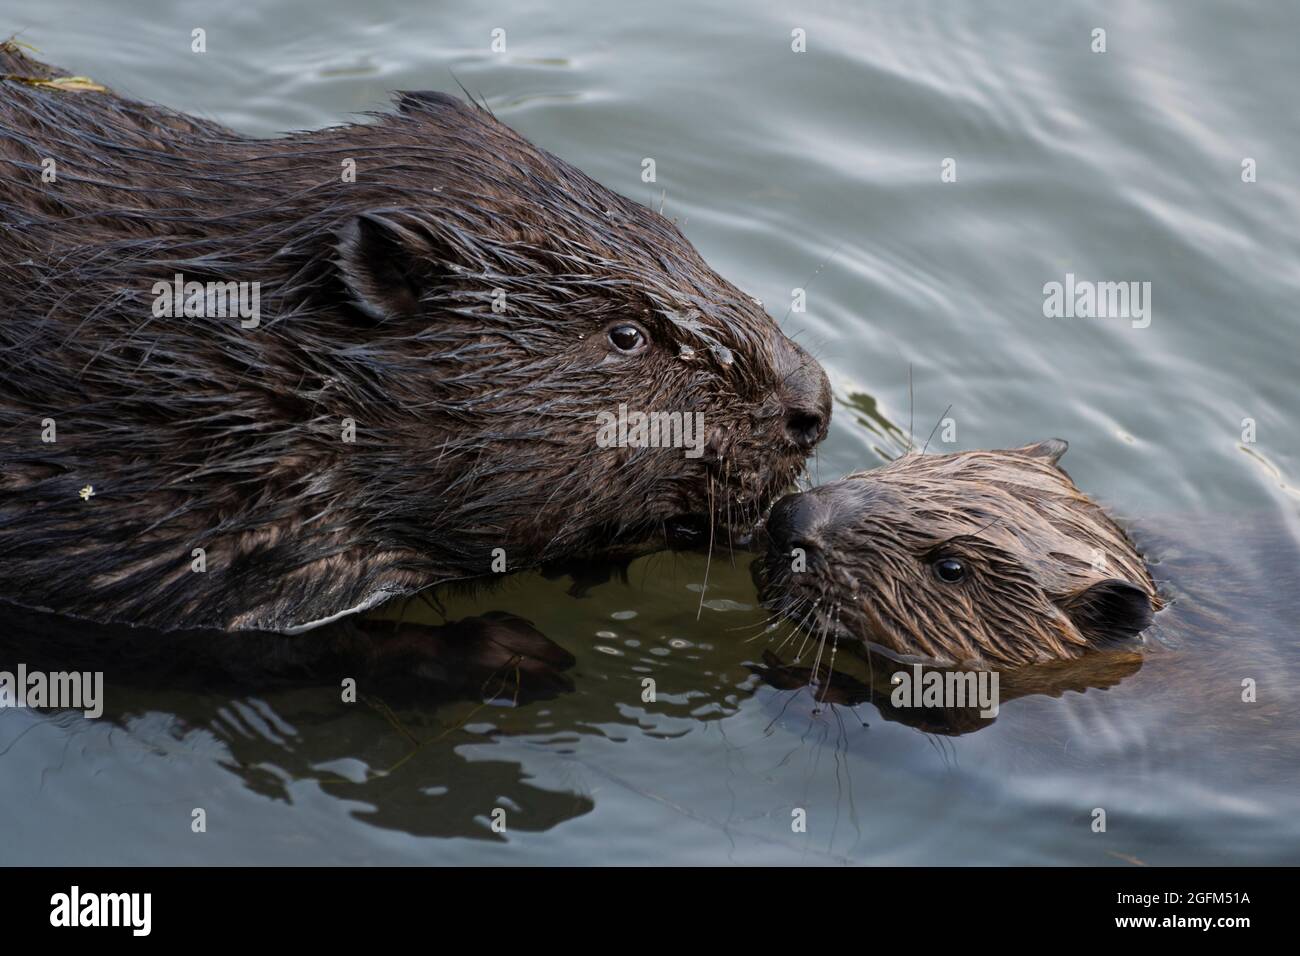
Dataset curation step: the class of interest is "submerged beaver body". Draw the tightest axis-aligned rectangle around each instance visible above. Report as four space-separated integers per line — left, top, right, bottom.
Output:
754 440 1163 669
0 45 829 634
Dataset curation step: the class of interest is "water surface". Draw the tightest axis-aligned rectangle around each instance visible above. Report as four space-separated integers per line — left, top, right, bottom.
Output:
1 0 1297 864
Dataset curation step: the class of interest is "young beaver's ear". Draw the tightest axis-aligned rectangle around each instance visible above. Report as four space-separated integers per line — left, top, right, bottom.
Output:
396 89 479 117
335 212 449 322
1010 438 1069 465
1061 579 1155 644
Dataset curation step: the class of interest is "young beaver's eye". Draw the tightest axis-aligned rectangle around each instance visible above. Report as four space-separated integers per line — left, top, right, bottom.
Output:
607 322 648 354
932 556 967 584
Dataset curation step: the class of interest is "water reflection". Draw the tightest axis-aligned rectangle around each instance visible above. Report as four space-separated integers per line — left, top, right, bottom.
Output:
1 507 1297 863
1 0 1298 863
750 647 1146 737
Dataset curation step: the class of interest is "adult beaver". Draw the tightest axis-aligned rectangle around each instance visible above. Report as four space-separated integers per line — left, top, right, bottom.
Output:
753 440 1162 670
0 44 830 638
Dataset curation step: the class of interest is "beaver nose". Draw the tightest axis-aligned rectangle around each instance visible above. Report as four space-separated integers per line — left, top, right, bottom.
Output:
766 490 832 556
766 480 875 558
777 343 832 453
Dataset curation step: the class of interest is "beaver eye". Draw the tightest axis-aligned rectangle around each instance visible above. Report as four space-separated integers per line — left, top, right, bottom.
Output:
607 322 648 354
932 557 966 584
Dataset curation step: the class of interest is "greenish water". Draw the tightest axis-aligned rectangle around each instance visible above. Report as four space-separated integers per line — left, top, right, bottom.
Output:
1 0 1297 864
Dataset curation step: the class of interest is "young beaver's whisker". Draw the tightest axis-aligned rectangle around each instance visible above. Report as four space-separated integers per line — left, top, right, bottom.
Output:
777 598 821 656
921 403 953 456
739 597 808 641
731 603 795 633
815 602 844 707
793 601 825 662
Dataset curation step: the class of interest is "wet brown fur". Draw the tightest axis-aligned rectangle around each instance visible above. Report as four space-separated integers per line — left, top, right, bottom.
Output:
0 44 830 633
755 441 1163 669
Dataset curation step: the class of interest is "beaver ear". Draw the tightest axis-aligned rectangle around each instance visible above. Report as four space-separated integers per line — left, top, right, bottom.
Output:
395 90 475 117
1011 438 1068 465
1062 579 1154 643
335 212 441 321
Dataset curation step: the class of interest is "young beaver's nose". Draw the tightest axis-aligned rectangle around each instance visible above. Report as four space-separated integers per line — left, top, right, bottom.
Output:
765 480 876 558
766 488 836 557
776 341 832 452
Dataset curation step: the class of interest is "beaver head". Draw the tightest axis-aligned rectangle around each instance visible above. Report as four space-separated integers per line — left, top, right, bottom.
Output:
753 441 1162 668
316 94 831 570
0 58 830 632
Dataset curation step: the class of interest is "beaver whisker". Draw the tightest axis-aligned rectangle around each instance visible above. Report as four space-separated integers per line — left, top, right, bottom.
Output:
722 459 737 563
776 597 821 656
920 403 953 456
793 609 822 664
808 613 832 695
777 244 843 326
738 597 807 640
815 602 844 707
730 600 794 633
693 473 717 621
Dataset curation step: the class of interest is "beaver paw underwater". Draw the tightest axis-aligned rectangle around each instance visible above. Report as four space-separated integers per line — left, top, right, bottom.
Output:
753 439 1164 671
0 44 830 639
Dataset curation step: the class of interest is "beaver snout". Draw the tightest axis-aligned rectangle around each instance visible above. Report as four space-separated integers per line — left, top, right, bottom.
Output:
775 343 832 453
765 482 857 558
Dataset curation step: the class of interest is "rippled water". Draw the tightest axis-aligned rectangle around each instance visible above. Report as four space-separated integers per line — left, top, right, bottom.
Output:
1 0 1297 864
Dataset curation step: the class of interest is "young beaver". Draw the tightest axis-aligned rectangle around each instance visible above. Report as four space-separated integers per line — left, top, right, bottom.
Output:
0 45 830 635
753 440 1163 669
